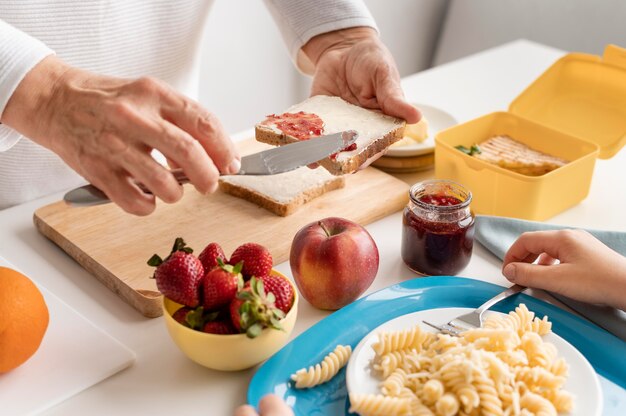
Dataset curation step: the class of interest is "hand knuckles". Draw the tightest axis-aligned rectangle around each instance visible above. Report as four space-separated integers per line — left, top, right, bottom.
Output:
558 229 584 245
198 112 219 137
101 132 131 154
173 135 200 160
133 76 162 95
109 100 135 120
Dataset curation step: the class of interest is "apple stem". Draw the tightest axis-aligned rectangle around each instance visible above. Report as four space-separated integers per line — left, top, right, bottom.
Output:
318 220 332 237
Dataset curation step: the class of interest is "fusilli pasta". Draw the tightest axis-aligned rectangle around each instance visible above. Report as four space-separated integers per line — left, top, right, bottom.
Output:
349 393 411 416
291 344 352 388
349 303 574 415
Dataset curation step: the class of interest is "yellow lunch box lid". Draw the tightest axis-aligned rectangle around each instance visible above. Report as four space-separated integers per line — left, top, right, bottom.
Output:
509 44 626 159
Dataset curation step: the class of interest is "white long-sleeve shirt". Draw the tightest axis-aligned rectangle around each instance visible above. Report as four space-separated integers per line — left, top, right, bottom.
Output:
0 0 376 209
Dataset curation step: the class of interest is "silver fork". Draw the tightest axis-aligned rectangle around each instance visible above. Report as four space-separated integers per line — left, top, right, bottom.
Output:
423 284 526 336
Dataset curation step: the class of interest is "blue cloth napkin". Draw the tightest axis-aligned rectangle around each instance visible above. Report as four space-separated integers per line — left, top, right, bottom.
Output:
474 215 626 342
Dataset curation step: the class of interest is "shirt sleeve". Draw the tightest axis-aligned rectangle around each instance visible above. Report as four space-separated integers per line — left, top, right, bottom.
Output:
0 19 54 152
262 0 378 75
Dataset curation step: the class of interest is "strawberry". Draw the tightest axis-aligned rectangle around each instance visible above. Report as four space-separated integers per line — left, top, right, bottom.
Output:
202 320 236 335
198 242 226 272
201 259 243 310
172 306 217 330
259 274 294 314
172 306 195 327
148 238 204 307
229 277 285 338
229 243 273 280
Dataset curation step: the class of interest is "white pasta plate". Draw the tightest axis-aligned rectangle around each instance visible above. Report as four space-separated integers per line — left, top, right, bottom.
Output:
385 104 458 158
345 307 602 416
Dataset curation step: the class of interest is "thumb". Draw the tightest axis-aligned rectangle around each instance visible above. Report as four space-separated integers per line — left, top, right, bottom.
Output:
502 262 567 294
376 79 421 124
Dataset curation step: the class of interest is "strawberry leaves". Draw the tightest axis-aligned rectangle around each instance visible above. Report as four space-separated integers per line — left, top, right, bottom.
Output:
148 237 193 267
232 277 285 339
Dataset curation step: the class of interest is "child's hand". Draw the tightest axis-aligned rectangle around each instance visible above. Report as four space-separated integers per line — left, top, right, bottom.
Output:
502 229 626 310
235 394 294 416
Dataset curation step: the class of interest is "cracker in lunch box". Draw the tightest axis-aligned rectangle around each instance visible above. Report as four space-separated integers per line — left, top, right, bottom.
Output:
474 135 567 176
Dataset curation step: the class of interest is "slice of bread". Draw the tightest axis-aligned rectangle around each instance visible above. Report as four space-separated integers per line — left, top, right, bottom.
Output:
475 135 568 176
219 167 345 216
255 95 406 175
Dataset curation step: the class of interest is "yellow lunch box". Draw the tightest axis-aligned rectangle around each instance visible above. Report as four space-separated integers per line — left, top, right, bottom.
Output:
435 44 626 221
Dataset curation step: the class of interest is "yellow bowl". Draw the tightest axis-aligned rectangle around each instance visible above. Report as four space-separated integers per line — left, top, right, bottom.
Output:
162 270 298 371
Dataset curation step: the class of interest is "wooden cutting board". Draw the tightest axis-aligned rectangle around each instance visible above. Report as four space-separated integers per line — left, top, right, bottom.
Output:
34 139 409 318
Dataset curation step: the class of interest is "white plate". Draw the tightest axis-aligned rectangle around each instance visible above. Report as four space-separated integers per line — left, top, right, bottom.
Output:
346 307 602 416
0 256 136 415
386 104 457 157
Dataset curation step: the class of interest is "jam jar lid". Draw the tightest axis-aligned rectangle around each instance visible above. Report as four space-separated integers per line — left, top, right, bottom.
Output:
409 179 472 212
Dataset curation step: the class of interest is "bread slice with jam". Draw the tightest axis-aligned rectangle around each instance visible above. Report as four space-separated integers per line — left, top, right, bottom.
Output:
255 95 406 175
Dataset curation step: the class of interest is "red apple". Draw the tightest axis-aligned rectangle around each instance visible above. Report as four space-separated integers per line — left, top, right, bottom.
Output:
289 217 379 310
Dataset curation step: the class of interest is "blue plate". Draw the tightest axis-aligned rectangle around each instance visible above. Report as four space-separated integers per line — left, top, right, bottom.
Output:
247 276 626 415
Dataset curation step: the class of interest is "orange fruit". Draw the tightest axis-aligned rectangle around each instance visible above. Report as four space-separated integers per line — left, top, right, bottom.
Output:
0 267 49 373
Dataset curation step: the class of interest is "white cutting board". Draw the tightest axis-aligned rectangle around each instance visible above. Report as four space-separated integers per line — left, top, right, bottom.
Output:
0 255 135 415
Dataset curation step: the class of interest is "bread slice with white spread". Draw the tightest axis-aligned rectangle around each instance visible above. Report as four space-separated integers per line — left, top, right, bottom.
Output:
255 95 406 175
219 167 345 216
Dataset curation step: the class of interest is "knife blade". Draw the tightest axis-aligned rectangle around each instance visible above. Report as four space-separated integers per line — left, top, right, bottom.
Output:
238 130 357 175
63 130 358 207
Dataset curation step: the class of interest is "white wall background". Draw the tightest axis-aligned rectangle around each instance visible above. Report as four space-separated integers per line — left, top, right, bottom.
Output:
197 0 626 135
197 0 448 135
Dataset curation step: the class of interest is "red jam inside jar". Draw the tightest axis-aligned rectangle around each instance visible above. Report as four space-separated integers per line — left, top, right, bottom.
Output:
401 180 474 276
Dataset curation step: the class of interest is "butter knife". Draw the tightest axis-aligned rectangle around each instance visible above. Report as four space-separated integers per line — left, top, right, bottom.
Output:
63 130 358 207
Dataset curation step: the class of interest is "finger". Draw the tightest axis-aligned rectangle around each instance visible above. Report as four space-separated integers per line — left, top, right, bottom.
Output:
118 146 183 204
376 82 421 124
536 252 558 266
84 165 156 216
502 262 568 291
166 157 180 169
103 98 220 194
258 394 294 416
147 120 220 195
233 405 258 416
159 91 240 174
502 231 568 268
307 162 320 169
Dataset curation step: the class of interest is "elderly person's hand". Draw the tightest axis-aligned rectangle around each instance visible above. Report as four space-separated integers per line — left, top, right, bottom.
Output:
502 229 626 311
302 27 420 168
1 55 240 215
234 394 294 416
303 27 420 123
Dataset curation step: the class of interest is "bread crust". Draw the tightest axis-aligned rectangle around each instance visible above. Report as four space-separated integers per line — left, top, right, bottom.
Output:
255 124 405 175
219 174 345 217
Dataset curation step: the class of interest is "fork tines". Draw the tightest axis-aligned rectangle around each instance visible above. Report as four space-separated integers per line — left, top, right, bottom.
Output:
422 320 463 337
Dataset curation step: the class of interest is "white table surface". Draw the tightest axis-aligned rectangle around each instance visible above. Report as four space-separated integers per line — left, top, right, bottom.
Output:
0 39 624 415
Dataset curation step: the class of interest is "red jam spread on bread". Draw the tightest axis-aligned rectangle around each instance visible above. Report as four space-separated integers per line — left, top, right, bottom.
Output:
329 142 357 160
262 111 324 140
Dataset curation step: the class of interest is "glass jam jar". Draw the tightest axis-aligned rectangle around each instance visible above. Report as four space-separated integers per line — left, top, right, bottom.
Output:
401 180 474 276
